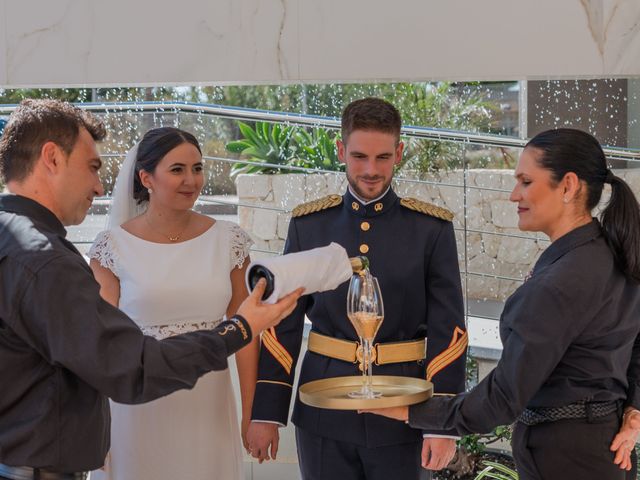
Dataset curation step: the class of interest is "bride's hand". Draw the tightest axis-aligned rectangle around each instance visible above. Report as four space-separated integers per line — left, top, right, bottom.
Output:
237 279 304 336
241 416 251 451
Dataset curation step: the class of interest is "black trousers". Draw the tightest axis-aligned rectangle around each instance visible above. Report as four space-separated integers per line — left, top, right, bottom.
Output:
512 412 637 480
296 427 430 480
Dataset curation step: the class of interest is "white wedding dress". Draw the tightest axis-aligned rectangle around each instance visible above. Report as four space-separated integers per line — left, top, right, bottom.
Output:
88 220 252 480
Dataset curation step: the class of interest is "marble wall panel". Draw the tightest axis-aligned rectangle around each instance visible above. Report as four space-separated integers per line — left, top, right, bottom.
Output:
297 0 605 82
1 0 640 87
3 0 94 86
1 0 300 86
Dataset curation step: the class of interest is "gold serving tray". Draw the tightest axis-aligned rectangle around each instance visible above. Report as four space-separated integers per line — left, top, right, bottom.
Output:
299 375 433 410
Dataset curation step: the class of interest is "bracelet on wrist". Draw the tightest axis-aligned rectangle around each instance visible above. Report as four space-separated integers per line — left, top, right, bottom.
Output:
229 315 250 341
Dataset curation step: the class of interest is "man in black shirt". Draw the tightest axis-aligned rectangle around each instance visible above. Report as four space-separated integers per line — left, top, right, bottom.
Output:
0 99 303 480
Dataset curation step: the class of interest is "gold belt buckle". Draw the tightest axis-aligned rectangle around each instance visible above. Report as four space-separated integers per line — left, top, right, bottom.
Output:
355 342 377 372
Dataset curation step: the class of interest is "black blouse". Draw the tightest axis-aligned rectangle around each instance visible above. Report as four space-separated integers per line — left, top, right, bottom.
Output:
409 220 640 435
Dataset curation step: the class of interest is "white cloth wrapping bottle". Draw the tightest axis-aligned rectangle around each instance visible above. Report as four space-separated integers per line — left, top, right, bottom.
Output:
245 242 353 303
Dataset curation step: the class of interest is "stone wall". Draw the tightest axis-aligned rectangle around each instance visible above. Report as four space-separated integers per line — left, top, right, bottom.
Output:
236 169 640 302
236 173 349 259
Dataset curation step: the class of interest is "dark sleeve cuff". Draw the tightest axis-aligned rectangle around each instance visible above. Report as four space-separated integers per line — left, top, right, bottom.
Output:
626 381 640 410
251 379 293 425
408 396 457 432
213 315 252 356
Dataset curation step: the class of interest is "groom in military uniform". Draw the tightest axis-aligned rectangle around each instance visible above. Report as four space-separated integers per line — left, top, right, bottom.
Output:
247 98 467 479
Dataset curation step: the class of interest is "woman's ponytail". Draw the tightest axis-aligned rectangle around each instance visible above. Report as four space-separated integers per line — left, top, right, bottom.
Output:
601 174 640 282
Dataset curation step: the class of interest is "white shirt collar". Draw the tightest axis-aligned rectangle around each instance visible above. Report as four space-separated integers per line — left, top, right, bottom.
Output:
348 185 391 206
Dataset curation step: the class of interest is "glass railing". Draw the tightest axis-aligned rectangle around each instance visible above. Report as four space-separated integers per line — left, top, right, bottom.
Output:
2 101 637 323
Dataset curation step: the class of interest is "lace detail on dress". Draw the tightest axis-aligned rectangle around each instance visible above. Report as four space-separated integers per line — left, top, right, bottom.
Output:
229 223 254 270
88 230 120 276
140 318 224 340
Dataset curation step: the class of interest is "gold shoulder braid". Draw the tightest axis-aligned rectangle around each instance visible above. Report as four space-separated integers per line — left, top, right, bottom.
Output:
400 197 454 222
292 194 343 218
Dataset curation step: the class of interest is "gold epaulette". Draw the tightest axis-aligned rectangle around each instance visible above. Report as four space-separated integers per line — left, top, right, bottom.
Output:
400 197 454 222
291 194 342 218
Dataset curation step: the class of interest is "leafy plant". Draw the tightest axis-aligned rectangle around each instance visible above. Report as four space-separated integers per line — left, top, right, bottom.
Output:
446 425 514 477
226 121 344 175
223 83 496 176
474 461 519 480
466 354 479 389
226 121 297 175
459 425 513 455
293 128 344 172
399 82 495 174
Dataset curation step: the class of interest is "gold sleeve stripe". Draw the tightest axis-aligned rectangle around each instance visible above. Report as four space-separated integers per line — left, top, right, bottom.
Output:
426 334 467 381
427 328 468 377
262 329 293 375
426 329 468 381
262 330 293 371
262 335 292 375
257 380 293 388
426 327 469 382
448 327 466 348
265 328 293 367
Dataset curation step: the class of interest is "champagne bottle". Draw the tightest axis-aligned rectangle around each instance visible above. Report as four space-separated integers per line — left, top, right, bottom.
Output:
349 256 370 274
248 255 369 301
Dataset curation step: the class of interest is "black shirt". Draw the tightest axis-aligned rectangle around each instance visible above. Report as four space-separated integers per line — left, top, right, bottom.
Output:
409 220 640 434
0 194 252 471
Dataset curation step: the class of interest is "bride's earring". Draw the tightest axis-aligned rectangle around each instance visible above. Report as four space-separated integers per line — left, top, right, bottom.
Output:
148 188 153 194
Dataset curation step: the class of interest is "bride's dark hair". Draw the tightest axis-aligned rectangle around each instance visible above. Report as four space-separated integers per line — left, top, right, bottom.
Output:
133 127 202 204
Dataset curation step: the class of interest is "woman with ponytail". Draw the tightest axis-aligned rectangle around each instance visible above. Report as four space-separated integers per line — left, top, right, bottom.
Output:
363 128 640 480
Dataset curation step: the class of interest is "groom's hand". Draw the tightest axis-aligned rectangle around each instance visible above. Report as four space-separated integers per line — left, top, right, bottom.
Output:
422 437 456 471
237 279 303 336
247 421 279 463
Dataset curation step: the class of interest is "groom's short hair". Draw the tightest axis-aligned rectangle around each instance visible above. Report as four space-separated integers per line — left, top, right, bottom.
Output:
341 98 402 146
0 99 106 183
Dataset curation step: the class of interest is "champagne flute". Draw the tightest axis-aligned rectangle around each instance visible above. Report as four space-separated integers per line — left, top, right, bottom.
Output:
346 272 384 398
347 274 366 398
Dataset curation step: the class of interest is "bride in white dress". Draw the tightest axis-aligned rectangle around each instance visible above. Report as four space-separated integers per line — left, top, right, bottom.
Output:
88 127 257 480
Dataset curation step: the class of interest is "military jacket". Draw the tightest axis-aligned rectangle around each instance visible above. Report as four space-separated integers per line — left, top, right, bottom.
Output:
252 188 467 446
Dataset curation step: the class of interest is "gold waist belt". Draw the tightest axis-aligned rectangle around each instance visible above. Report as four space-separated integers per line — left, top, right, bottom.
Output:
308 331 426 367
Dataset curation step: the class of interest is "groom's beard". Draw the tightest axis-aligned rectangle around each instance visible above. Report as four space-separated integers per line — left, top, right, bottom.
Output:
346 172 392 201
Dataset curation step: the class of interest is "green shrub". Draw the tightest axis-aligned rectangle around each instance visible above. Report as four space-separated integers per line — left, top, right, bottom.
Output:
226 121 344 175
293 128 344 172
459 425 512 456
226 122 298 175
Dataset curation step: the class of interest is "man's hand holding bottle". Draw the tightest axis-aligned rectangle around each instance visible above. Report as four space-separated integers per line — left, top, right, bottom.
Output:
236 278 304 337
